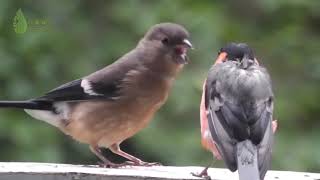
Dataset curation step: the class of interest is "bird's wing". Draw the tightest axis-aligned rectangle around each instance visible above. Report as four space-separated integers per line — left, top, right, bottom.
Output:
35 78 119 102
205 62 274 173
205 77 238 171
257 115 273 179
35 56 140 102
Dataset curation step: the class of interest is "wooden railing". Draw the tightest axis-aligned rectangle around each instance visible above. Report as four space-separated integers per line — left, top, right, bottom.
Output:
0 162 319 180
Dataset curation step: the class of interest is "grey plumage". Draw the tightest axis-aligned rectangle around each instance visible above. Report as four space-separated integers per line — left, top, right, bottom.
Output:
206 49 274 179
237 140 260 180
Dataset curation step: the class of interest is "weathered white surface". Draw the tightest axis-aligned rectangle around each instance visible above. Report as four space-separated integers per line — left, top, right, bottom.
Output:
0 162 319 180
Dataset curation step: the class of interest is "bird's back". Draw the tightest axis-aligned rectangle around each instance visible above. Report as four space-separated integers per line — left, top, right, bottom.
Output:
206 59 274 179
208 60 273 103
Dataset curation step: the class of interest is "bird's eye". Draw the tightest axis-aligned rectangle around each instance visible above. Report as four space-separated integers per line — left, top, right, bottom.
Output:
161 37 169 45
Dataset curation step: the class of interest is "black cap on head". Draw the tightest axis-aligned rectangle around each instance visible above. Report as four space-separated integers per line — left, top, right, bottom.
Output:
219 43 254 61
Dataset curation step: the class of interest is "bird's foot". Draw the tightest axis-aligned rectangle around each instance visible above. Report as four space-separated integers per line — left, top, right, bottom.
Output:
138 161 162 166
97 161 130 168
191 172 211 180
124 160 162 167
191 167 211 180
98 161 161 168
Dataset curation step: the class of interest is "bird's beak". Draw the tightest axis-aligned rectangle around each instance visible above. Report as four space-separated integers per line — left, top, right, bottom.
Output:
214 52 227 65
174 39 193 65
254 58 260 65
182 39 193 49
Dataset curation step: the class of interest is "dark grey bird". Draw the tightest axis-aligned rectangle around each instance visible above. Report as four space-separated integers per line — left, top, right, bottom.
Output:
0 23 193 167
201 43 274 180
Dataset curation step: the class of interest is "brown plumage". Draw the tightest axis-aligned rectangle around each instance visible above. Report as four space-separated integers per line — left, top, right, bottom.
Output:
0 23 192 167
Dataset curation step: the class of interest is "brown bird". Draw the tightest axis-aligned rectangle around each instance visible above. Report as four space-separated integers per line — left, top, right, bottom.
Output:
0 23 193 167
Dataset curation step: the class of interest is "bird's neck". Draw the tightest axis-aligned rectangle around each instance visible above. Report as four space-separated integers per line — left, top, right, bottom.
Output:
149 56 183 78
239 58 255 69
137 41 184 80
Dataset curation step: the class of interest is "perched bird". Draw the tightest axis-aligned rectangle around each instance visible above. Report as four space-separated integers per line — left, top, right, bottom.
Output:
197 43 276 180
0 23 192 167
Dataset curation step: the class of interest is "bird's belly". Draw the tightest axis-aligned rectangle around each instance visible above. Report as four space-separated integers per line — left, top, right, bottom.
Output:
63 96 165 147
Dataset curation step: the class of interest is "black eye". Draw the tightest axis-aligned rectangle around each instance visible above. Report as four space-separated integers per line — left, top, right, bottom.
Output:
161 37 169 45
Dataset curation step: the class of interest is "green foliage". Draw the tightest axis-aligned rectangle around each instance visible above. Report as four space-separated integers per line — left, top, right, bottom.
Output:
0 0 319 172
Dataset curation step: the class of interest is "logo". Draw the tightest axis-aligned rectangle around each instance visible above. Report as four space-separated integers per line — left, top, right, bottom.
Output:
13 9 28 34
13 9 49 34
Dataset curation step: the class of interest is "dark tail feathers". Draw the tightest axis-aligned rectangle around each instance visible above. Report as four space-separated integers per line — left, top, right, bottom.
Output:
0 100 53 110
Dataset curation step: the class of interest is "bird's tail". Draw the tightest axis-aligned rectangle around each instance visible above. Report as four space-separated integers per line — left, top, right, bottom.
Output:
0 100 52 110
237 140 261 180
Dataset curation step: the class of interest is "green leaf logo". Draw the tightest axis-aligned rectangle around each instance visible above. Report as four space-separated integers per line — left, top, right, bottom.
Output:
13 9 28 34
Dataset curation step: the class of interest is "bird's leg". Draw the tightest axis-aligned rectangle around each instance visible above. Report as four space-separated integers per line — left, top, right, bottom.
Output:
191 160 216 180
191 166 211 180
109 143 161 166
89 145 124 168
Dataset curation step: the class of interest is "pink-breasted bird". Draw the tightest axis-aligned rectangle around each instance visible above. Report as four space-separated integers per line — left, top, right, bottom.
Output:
198 43 277 180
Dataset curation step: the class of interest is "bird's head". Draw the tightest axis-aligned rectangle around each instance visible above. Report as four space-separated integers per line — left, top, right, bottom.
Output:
143 23 193 65
216 43 255 64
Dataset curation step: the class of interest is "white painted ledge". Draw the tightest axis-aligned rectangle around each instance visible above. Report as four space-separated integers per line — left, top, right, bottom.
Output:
0 162 319 180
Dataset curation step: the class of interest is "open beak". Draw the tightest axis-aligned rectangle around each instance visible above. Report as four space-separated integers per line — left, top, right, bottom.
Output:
175 39 193 65
214 52 227 65
182 39 193 49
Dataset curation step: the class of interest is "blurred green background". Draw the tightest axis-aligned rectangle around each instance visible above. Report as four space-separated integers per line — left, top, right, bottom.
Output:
0 0 319 173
